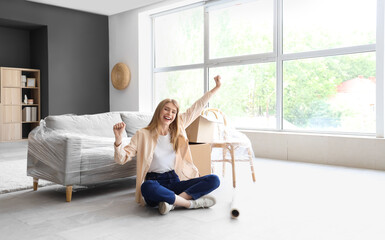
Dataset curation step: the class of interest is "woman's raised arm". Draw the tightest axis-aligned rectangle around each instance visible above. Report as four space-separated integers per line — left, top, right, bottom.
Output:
180 75 222 128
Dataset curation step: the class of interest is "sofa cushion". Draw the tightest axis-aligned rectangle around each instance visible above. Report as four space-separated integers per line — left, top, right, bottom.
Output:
120 111 153 137
45 112 126 138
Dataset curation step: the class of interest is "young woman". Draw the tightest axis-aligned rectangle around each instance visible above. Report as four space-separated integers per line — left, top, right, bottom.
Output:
113 76 222 215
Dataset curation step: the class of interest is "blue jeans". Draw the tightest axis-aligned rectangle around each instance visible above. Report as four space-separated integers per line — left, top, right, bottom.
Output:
141 170 220 207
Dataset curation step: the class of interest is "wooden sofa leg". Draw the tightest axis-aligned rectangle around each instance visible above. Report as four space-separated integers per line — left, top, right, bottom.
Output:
33 178 39 191
66 186 73 202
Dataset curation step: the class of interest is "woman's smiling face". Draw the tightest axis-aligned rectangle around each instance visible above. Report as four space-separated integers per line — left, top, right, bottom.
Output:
159 102 178 126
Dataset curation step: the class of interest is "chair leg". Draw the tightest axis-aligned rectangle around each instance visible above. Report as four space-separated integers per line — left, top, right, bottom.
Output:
66 186 73 202
33 178 39 191
248 148 256 182
222 147 227 177
230 144 236 188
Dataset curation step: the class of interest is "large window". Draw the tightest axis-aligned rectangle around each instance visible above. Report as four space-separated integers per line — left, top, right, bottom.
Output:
209 0 274 58
283 53 376 132
152 0 380 135
283 0 376 53
208 63 276 129
154 69 204 113
154 6 203 67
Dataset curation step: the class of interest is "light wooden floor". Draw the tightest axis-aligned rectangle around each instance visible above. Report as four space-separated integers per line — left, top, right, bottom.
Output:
1 142 385 240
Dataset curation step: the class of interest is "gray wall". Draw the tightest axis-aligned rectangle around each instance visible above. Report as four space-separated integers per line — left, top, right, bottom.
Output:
30 26 48 117
0 26 30 68
0 0 109 116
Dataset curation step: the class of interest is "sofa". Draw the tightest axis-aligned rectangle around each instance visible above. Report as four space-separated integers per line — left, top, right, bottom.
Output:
27 111 153 202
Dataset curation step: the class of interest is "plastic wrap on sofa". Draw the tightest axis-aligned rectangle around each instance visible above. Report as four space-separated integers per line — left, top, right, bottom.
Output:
27 120 136 186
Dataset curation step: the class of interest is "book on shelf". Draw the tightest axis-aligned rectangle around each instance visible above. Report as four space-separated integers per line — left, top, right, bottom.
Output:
31 107 37 122
22 107 38 122
21 75 27 87
22 107 31 122
22 107 37 122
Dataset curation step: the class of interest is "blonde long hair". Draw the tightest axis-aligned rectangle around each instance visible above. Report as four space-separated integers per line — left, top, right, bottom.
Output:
145 99 181 151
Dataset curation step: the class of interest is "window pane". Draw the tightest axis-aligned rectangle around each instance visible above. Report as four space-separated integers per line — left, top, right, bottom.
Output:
154 69 204 113
209 63 276 129
154 7 203 68
283 0 376 53
209 0 274 59
283 53 376 133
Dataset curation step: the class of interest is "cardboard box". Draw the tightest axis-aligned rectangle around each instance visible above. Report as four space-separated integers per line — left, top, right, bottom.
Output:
189 143 212 176
186 115 216 143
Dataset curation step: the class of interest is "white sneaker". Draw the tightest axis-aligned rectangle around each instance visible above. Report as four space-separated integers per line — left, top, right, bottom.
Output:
191 195 216 209
158 202 174 215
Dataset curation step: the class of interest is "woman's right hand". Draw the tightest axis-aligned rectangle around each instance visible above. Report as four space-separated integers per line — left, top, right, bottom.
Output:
113 122 126 146
210 75 222 94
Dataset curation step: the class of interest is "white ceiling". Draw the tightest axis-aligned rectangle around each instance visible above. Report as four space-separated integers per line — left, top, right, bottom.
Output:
27 0 168 16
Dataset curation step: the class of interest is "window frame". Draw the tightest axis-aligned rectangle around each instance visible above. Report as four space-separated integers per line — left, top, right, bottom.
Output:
151 0 384 137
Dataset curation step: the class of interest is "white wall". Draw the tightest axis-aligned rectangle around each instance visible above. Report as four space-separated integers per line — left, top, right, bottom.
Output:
109 0 199 112
109 9 140 111
244 131 385 171
109 0 385 171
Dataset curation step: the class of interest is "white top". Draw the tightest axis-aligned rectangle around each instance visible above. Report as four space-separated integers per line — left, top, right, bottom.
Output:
148 133 176 173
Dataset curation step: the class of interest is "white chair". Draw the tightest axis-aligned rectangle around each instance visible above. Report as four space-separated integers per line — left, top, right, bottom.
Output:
202 108 256 188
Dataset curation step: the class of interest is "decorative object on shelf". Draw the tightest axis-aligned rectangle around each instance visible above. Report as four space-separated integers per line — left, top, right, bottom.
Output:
21 75 27 87
27 99 34 104
111 62 130 90
24 95 28 104
27 78 36 87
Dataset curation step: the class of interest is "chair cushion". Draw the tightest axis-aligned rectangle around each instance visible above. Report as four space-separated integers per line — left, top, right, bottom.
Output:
120 111 153 137
45 112 126 138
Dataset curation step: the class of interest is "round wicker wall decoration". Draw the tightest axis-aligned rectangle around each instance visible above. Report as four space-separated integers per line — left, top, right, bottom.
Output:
111 62 131 90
